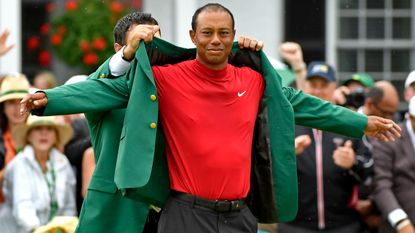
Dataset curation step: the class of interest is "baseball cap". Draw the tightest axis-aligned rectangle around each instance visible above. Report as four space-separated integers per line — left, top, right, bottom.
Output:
343 73 374 88
409 96 415 116
306 61 336 82
404 71 415 89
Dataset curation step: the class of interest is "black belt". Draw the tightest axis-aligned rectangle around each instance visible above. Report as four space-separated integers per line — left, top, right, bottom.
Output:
170 190 246 213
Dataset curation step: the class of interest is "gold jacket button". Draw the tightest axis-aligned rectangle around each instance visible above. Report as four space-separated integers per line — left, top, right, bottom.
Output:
150 123 157 129
150 95 157 101
99 73 106 79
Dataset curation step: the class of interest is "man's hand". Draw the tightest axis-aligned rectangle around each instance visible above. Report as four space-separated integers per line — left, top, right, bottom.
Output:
398 223 415 233
364 116 401 141
279 42 304 69
20 92 48 115
295 135 312 155
333 140 355 169
0 30 14 57
333 86 351 106
123 25 160 61
238 36 264 51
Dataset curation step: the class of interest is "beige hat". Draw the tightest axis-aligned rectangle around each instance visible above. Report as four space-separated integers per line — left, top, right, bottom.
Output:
12 115 73 148
0 74 30 103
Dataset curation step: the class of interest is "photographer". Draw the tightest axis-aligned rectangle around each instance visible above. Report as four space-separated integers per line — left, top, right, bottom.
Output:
334 73 374 110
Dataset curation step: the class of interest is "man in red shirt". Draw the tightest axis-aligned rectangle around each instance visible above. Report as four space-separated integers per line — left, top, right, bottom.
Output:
119 3 399 233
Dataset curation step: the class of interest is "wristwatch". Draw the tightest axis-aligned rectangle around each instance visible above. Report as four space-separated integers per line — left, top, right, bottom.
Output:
121 46 134 62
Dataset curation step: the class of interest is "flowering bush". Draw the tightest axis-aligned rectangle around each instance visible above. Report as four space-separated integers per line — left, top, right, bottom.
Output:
49 0 131 71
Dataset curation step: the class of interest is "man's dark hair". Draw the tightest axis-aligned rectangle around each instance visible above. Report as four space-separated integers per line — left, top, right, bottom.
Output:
366 86 384 104
191 3 235 31
113 12 159 45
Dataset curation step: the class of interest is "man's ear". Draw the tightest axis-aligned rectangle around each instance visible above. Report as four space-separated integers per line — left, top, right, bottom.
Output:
114 43 123 52
189 30 196 45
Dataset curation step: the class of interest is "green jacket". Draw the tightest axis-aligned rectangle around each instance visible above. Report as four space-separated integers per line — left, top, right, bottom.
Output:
43 38 367 223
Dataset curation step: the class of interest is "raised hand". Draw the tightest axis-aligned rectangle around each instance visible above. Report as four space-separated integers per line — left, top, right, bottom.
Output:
123 25 160 61
332 140 355 169
238 36 264 51
0 30 14 57
295 135 312 155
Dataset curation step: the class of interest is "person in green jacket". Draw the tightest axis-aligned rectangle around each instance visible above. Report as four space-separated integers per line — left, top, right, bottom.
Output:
21 3 400 233
20 11 265 233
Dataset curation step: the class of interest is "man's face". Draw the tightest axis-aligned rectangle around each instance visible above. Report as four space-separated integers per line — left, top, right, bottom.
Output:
189 10 235 70
304 77 337 102
367 97 398 119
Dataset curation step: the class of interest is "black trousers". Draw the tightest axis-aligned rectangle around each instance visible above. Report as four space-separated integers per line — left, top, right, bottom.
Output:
142 208 162 233
157 194 258 233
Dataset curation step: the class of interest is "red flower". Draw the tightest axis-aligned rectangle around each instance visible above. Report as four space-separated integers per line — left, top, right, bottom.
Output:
38 50 51 67
92 37 107 51
83 53 99 66
111 2 124 13
57 25 67 35
79 40 90 52
65 0 77 11
26 36 40 50
50 34 62 46
46 3 55 13
132 0 142 8
39 23 50 35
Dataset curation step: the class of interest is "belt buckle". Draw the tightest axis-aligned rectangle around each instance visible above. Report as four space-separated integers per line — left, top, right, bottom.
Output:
215 200 231 212
230 200 241 211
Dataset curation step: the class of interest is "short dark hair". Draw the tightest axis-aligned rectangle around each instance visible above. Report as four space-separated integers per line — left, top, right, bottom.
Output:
113 12 159 45
366 86 384 104
191 3 235 31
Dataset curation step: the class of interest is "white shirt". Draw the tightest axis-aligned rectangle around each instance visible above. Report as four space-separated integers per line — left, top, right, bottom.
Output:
109 46 132 76
0 146 76 233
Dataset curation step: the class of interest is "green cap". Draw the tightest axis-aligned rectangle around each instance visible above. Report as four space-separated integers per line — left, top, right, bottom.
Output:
343 73 374 87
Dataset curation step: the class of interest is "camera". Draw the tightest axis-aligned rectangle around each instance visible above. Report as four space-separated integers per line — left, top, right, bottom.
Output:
344 87 366 109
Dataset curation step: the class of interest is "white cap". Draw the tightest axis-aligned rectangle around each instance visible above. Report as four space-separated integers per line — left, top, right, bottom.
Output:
409 96 415 116
64 75 88 85
404 71 415 89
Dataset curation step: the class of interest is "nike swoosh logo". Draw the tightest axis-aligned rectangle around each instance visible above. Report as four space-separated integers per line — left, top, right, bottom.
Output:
238 91 247 97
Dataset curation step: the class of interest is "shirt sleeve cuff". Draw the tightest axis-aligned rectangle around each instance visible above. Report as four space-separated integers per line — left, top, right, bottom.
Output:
109 46 132 76
388 208 408 227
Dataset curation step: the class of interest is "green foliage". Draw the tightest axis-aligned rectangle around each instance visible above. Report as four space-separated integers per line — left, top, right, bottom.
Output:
50 0 129 72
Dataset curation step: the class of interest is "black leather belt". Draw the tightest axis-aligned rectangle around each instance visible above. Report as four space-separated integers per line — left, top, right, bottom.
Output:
170 190 246 213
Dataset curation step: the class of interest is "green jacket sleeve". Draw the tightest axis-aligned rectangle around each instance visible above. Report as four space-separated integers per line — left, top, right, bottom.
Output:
43 59 130 116
283 86 368 139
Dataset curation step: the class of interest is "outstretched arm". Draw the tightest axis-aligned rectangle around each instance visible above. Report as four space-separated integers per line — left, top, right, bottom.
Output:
284 87 400 141
20 72 130 116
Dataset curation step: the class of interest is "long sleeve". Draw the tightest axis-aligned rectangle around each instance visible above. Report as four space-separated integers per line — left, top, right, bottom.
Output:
283 86 368 139
372 139 402 218
7 162 41 231
44 75 130 116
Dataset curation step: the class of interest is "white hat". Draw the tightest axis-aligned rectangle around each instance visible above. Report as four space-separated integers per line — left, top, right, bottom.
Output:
12 115 73 148
0 74 30 103
404 71 415 89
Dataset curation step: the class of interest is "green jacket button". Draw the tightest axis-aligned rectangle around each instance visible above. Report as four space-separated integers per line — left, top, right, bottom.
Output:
150 95 157 101
150 123 157 129
99 73 106 79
